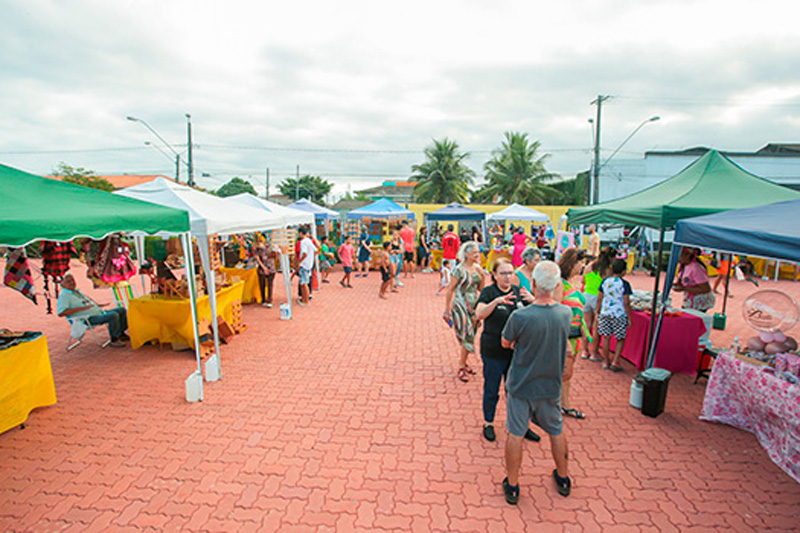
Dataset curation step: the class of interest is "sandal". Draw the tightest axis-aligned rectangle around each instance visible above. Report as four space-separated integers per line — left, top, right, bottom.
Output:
589 356 604 362
579 351 590 360
562 408 585 420
457 368 469 382
464 365 476 375
608 365 624 372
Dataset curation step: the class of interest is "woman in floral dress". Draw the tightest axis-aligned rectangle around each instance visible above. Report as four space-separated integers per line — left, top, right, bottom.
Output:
444 241 485 382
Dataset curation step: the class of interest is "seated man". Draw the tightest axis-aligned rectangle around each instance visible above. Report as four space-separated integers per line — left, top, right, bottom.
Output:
57 272 129 347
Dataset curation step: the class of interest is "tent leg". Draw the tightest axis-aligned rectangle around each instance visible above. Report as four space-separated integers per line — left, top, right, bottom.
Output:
722 254 732 316
645 229 665 366
181 232 204 402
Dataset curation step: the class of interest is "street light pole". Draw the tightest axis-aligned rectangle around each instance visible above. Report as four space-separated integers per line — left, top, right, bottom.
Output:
127 115 182 183
186 114 194 188
600 116 660 171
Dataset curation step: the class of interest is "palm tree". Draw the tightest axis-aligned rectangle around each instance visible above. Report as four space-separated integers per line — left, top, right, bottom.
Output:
476 132 559 204
411 138 476 203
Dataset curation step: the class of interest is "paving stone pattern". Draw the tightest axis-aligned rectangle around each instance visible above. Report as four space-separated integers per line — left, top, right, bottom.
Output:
1 260 799 531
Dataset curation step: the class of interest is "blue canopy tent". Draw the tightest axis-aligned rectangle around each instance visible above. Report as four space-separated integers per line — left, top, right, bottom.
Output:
286 198 340 221
346 198 416 220
648 198 800 367
426 203 487 242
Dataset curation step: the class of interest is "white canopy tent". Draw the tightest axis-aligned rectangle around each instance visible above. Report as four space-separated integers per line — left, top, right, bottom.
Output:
224 193 314 228
487 203 550 223
115 178 287 380
223 193 317 316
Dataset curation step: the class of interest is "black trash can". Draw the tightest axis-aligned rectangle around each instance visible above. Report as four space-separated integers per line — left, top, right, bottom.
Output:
638 368 672 418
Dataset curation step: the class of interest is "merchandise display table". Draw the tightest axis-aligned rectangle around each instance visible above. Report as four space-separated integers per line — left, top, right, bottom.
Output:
0 335 57 434
700 351 800 483
219 266 261 304
612 310 706 374
128 281 245 349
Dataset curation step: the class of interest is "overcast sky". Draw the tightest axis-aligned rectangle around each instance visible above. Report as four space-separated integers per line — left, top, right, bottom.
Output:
2 0 799 199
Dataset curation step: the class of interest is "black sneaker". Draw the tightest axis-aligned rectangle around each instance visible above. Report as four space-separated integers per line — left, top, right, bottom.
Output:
502 477 519 505
553 470 571 497
524 429 541 442
482 424 496 442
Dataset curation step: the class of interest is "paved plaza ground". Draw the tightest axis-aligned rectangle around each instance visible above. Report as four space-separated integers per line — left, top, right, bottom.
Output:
1 260 799 531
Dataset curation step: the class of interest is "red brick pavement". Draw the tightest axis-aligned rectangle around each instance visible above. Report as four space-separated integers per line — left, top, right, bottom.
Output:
1 261 799 532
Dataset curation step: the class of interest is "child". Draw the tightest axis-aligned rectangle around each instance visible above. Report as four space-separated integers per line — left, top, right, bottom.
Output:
595 259 632 372
378 241 392 299
436 259 453 296
338 236 355 288
319 236 335 283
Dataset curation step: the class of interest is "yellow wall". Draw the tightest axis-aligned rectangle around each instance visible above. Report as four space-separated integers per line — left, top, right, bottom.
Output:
407 204 574 231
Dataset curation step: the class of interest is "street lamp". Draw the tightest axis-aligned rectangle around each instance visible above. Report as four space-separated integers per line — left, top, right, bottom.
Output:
185 114 194 187
591 115 660 203
127 115 183 184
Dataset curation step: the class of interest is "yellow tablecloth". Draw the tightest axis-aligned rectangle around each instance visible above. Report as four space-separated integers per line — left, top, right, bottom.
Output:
431 249 490 270
219 267 261 303
0 335 57 434
128 281 245 349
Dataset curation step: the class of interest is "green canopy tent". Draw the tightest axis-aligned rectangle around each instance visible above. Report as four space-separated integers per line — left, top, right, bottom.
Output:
567 150 800 364
0 163 206 401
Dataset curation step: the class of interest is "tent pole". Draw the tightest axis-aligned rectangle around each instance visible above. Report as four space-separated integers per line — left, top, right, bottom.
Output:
645 228 666 362
722 254 732 315
181 232 204 401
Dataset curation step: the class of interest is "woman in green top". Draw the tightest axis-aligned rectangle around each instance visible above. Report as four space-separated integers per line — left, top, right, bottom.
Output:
583 246 616 360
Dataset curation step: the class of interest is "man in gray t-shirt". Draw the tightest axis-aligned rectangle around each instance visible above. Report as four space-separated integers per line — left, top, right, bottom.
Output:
500 261 573 504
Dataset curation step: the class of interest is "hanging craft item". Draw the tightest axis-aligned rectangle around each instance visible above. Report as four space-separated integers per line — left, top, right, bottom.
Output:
95 235 136 283
40 240 76 313
3 248 37 304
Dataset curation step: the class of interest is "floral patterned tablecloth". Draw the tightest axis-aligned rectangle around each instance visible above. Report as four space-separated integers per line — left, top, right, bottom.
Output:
700 351 800 483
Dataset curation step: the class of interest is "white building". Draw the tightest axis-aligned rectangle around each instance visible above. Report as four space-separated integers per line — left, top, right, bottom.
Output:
599 144 800 203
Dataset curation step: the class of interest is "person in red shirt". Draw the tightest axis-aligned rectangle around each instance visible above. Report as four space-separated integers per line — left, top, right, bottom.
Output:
399 220 416 279
441 224 460 265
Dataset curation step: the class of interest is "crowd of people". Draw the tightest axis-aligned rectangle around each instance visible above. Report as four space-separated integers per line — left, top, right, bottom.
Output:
250 219 725 504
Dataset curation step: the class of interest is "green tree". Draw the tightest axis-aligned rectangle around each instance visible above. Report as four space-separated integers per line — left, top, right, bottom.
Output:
546 172 588 205
411 138 475 203
474 132 559 204
216 177 257 197
53 162 114 192
278 175 333 203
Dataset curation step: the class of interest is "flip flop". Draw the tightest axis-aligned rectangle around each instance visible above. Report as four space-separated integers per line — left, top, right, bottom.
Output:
562 408 585 420
589 356 604 362
457 368 469 383
609 365 624 372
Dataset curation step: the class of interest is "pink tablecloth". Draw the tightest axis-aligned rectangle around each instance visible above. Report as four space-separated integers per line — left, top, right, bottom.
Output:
700 351 800 483
611 310 706 374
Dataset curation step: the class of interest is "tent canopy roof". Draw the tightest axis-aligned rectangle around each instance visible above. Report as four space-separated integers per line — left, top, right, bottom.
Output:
286 198 339 220
487 203 549 223
115 178 284 237
224 194 314 228
0 164 190 247
674 198 800 263
427 202 486 221
567 150 800 230
346 198 416 220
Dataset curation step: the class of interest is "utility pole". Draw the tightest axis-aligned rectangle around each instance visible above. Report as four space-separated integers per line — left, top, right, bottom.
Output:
591 95 610 204
295 164 300 200
265 167 270 199
175 154 180 184
186 114 194 187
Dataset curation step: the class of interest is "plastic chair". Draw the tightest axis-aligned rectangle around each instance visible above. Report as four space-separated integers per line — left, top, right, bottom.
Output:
66 316 111 351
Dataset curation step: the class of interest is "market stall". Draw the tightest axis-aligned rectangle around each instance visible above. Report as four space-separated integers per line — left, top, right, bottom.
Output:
0 164 196 404
222 194 315 305
569 150 800 365
664 199 800 482
128 281 245 350
426 203 487 268
485 203 551 268
0 334 56 434
611 310 706 374
701 351 799 483
116 178 285 380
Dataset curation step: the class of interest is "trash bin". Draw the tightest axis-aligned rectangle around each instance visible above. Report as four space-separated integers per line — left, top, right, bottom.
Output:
637 368 672 418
